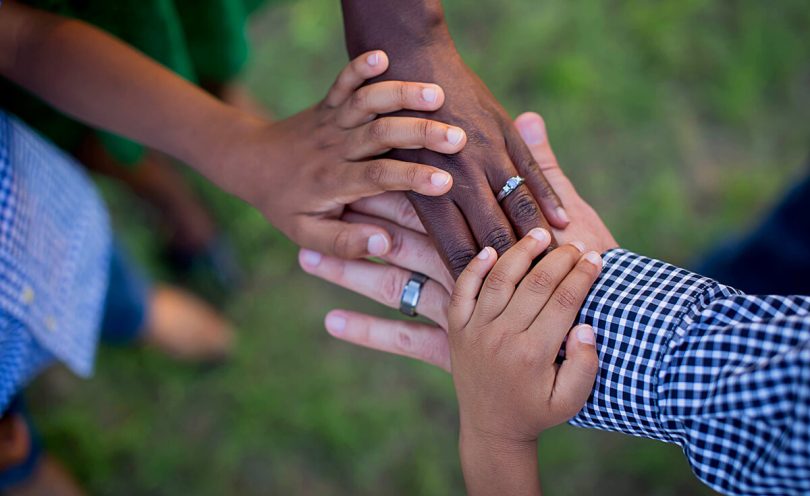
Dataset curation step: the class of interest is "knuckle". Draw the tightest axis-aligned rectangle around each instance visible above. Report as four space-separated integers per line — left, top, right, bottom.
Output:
368 119 390 142
382 269 406 305
387 227 407 259
331 229 353 257
396 196 421 227
525 269 555 295
575 258 601 279
553 286 579 311
508 191 540 225
396 82 409 105
417 119 433 141
363 160 386 185
484 268 511 292
519 347 542 369
447 247 477 278
395 329 414 353
349 88 367 110
482 227 514 254
405 164 419 186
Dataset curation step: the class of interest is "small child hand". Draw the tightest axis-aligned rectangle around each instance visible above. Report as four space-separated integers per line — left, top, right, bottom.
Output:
448 228 602 494
233 50 467 260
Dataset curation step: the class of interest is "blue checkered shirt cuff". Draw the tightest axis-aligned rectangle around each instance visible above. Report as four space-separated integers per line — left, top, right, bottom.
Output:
570 248 810 495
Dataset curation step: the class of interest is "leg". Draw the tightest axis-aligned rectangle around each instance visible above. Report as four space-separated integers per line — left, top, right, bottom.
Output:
100 242 235 362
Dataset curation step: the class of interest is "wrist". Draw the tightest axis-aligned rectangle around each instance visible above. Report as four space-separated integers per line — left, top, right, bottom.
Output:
186 104 268 203
459 427 540 496
342 0 453 58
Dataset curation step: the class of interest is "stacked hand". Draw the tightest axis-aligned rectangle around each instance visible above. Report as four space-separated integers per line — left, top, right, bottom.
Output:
226 50 468 259
450 231 602 495
298 112 617 370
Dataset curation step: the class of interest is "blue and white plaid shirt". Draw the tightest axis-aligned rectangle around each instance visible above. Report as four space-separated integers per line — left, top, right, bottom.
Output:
0 111 110 412
574 248 810 495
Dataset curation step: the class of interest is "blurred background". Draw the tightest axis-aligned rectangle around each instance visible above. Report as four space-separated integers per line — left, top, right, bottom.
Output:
27 0 810 494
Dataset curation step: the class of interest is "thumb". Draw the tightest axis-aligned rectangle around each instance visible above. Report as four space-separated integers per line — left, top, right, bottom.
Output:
552 324 599 419
514 112 573 192
303 219 392 259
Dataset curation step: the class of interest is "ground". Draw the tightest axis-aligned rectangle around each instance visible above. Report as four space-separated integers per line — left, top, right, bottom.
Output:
28 0 810 494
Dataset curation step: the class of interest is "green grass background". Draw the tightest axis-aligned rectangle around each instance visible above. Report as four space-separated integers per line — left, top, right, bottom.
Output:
28 0 810 494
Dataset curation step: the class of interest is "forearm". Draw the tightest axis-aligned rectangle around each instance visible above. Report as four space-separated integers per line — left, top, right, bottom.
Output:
341 0 452 59
459 429 541 496
0 3 259 196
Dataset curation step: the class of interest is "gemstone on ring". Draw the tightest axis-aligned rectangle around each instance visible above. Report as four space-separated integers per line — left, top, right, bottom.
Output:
496 176 525 202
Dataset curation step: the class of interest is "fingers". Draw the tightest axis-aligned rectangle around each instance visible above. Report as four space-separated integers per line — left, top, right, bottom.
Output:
299 218 392 259
298 248 450 328
336 159 453 200
487 157 553 239
336 81 445 128
348 192 427 234
474 228 552 323
342 212 453 292
453 179 517 257
506 119 569 229
552 324 598 419
499 242 586 331
324 310 451 372
528 251 603 346
407 194 480 279
513 111 577 205
345 117 467 159
324 50 389 108
448 247 497 332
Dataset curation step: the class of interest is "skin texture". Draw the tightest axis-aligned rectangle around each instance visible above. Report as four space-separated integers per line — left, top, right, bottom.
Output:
341 1 570 277
298 112 618 370
0 2 464 259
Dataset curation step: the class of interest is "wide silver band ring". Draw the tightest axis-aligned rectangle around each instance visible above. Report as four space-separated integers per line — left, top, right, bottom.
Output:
399 272 428 317
496 176 525 202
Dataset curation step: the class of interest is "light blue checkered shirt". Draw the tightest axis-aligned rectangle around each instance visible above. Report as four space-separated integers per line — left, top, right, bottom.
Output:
0 111 111 412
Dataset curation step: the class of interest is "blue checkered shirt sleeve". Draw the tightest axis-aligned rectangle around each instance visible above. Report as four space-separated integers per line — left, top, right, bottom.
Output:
571 248 810 495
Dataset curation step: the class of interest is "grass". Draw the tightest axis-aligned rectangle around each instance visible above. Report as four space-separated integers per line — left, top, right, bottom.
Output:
27 0 810 494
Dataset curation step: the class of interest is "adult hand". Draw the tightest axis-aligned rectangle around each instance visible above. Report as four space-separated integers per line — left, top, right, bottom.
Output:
342 2 570 277
298 112 617 370
225 50 467 259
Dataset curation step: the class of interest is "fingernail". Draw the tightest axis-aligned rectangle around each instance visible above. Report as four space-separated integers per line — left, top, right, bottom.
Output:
367 233 389 256
326 313 347 336
422 86 438 103
446 127 464 145
367 52 380 66
528 228 550 243
556 207 570 224
300 249 322 268
584 251 602 266
571 241 586 253
431 171 451 187
520 120 546 145
575 325 595 345
477 247 491 260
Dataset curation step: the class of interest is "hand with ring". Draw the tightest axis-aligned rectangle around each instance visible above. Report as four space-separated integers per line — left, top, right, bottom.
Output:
298 112 618 371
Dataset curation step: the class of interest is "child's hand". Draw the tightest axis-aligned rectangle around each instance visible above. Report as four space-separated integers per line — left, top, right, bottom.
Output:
225 50 466 260
449 229 601 495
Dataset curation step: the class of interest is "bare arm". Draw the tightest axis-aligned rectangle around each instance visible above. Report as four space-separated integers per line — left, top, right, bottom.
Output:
0 1 468 259
0 1 253 196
